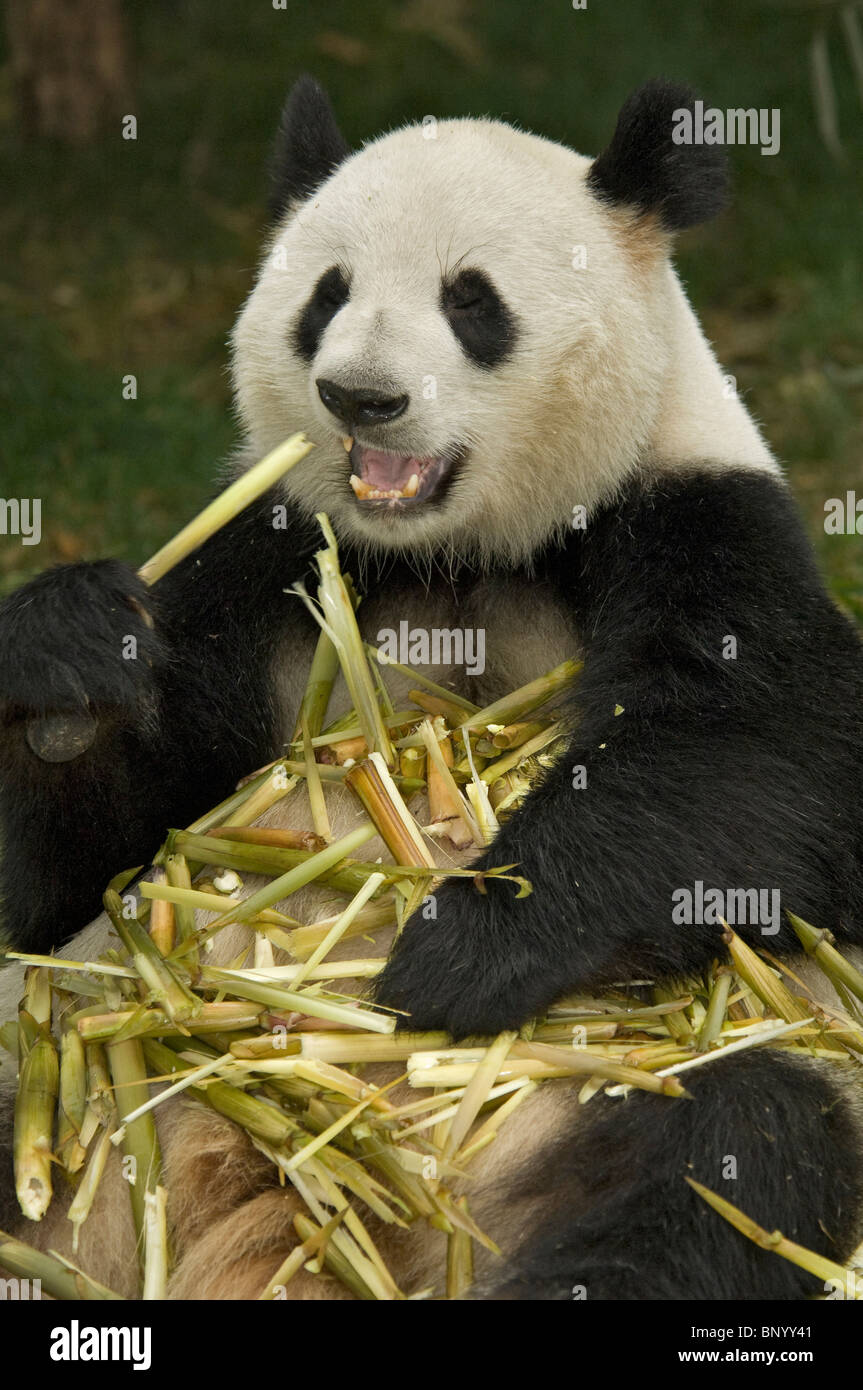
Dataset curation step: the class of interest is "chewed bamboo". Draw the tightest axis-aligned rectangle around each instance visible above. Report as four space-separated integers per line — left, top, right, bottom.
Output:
139 433 314 584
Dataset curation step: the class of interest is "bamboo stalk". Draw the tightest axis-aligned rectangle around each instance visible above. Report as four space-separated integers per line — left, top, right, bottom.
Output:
291 626 342 745
204 824 378 932
104 890 201 1025
420 719 479 847
107 1039 162 1259
68 1123 115 1251
479 721 564 785
459 660 581 731
142 1186 169 1300
170 830 384 907
57 1026 88 1173
203 969 395 1034
209 958 385 986
295 518 395 765
77 1000 262 1042
142 1039 301 1145
297 1031 452 1064
257 1210 346 1299
292 1212 374 1301
722 925 812 1026
288 899 397 960
185 762 279 834
788 912 863 1005
289 873 386 991
686 1179 862 1296
227 766 299 827
0 1231 124 1300
139 880 295 927
165 854 196 968
492 721 548 750
446 1196 474 1299
442 1031 518 1160
284 1074 404 1173
346 754 436 869
110 1052 233 1137
13 1029 58 1220
409 690 476 725
205 826 326 853
139 433 314 584
698 969 733 1052
148 872 176 957
458 1079 538 1163
302 712 332 843
86 1043 115 1125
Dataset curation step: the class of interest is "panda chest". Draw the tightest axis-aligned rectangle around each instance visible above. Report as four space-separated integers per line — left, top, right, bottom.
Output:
352 574 579 709
274 574 578 739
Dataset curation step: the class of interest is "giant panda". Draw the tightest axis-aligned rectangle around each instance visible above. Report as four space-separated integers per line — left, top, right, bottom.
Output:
1 76 862 1302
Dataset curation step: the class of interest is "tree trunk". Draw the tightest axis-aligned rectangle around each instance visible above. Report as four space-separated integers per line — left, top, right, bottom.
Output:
6 0 132 144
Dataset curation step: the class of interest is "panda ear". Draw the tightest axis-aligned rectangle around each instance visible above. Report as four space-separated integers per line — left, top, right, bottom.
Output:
587 80 729 231
269 76 350 219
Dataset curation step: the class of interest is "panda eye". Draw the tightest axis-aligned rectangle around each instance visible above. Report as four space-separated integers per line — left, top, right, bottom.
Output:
293 265 351 362
449 294 484 313
316 267 350 309
441 268 518 369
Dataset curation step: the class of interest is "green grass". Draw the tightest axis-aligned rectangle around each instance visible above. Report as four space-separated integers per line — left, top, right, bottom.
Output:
0 0 860 614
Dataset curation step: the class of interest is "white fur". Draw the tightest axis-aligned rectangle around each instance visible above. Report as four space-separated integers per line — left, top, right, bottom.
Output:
232 116 778 568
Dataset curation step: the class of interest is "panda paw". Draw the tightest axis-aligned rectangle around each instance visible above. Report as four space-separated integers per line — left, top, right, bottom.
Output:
372 873 560 1038
0 560 166 724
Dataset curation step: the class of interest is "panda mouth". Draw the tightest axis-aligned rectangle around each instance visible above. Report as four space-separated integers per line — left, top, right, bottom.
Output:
344 438 460 507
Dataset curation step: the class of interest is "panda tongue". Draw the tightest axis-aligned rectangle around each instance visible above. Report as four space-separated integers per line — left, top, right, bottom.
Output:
359 448 421 491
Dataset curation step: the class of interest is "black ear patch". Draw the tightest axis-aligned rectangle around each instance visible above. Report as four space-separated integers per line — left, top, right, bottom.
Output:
269 76 350 220
587 80 729 231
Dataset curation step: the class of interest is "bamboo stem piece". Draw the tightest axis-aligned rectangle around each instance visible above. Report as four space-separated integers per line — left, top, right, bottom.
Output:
139 433 314 584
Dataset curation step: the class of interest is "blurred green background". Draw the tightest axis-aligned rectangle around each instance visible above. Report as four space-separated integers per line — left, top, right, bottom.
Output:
0 0 861 614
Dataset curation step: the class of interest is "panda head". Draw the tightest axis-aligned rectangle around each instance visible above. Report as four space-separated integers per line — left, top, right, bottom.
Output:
232 77 729 566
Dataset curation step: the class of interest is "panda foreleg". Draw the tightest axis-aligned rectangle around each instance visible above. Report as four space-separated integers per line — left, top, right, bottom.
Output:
374 469 863 1036
0 490 320 953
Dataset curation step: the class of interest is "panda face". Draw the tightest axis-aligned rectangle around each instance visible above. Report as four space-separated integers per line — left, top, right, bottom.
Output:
230 85 735 565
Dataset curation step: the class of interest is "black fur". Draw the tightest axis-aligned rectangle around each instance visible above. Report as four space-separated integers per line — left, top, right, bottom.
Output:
474 1052 863 1300
588 80 729 230
374 468 863 1035
440 268 519 370
293 265 352 363
269 76 351 220
0 490 322 950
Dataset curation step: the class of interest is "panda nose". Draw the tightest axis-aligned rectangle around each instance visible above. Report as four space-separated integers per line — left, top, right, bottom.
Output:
316 378 409 428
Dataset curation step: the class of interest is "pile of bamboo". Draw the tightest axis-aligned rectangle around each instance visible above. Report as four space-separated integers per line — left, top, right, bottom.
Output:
2 436 862 1300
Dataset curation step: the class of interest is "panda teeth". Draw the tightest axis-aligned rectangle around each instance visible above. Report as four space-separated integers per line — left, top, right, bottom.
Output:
342 436 354 453
350 472 421 501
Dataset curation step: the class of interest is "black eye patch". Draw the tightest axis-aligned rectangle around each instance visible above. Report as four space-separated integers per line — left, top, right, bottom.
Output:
292 265 351 362
440 268 518 369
